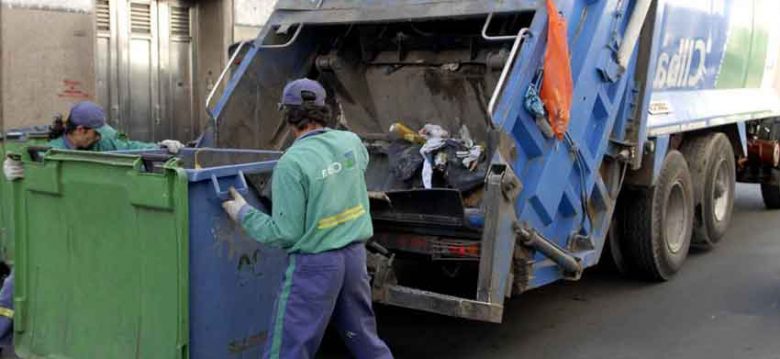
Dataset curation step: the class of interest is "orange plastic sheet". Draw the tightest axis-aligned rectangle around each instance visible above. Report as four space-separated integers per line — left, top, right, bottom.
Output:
540 0 573 140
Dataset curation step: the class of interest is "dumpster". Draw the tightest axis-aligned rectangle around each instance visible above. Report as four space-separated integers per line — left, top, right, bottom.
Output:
14 148 287 358
0 127 49 265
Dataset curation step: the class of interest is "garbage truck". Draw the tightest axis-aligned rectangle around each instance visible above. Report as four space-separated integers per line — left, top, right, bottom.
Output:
203 0 780 323
9 0 780 357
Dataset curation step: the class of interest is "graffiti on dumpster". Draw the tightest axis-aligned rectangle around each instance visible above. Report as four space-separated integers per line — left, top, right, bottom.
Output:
238 248 264 275
212 217 265 281
228 331 267 353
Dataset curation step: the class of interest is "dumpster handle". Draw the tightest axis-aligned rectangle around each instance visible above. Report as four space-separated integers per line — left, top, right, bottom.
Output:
211 171 249 201
140 153 174 173
26 145 52 162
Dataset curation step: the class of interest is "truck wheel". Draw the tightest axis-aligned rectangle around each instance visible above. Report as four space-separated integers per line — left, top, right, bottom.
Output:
761 183 780 209
759 119 780 208
603 189 634 276
605 213 630 275
621 151 694 281
680 133 735 248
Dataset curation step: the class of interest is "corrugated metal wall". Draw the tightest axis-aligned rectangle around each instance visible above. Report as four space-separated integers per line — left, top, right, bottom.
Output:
95 0 196 142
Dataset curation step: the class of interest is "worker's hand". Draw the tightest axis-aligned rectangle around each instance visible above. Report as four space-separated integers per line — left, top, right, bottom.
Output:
159 139 185 154
3 156 24 181
222 187 248 222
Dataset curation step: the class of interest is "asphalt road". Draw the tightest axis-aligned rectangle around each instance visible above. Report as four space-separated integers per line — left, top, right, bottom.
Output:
321 183 780 358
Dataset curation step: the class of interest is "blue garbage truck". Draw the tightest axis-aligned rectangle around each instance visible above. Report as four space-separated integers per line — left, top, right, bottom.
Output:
204 0 780 324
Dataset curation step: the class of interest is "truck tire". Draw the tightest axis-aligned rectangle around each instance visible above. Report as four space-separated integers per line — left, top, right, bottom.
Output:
680 133 735 248
605 212 631 275
620 151 694 281
603 189 634 276
598 158 632 275
760 183 780 209
759 119 780 208
758 118 780 209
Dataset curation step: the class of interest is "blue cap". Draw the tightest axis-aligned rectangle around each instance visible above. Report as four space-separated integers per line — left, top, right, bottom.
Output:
69 101 107 129
281 79 327 107
68 101 117 139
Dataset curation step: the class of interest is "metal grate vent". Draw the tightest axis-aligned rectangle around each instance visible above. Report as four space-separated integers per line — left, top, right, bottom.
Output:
170 6 190 38
130 3 152 34
96 0 110 32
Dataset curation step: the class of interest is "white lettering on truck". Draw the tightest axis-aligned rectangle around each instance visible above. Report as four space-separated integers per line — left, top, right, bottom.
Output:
653 37 708 90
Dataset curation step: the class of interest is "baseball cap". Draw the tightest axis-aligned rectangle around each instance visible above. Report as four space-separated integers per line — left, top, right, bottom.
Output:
280 78 327 107
68 101 115 138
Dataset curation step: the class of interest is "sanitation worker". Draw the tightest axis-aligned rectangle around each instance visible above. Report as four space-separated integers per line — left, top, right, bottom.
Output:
221 78 393 359
0 101 185 355
3 101 185 181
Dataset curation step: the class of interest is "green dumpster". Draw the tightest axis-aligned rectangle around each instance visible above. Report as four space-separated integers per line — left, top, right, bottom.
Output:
0 128 49 265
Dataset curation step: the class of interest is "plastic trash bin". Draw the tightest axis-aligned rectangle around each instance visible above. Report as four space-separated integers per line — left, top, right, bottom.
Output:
0 127 49 264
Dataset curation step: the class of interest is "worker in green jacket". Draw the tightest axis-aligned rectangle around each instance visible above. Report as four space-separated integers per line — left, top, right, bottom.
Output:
3 101 184 180
222 79 392 359
47 101 183 151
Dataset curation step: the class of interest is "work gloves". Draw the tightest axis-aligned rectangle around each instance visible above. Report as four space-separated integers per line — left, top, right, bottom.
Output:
159 139 185 154
222 187 248 222
3 157 24 181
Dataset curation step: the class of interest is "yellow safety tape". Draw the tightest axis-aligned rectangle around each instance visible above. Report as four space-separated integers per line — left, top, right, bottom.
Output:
0 307 13 319
317 204 366 230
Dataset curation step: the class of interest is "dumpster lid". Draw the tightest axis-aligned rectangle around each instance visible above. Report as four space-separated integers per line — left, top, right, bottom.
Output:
4 126 50 140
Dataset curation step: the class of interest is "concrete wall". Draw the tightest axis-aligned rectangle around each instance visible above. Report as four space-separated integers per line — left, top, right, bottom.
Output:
192 0 276 128
2 0 90 12
194 0 232 129
234 0 275 27
1 0 95 129
233 0 276 42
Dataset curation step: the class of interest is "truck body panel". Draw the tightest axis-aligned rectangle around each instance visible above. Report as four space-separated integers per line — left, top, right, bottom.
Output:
647 0 780 138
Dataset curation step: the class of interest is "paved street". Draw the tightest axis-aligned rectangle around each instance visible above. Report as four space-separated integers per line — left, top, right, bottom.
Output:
322 183 780 358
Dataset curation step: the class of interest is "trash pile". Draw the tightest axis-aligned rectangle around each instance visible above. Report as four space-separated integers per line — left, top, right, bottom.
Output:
385 122 488 192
